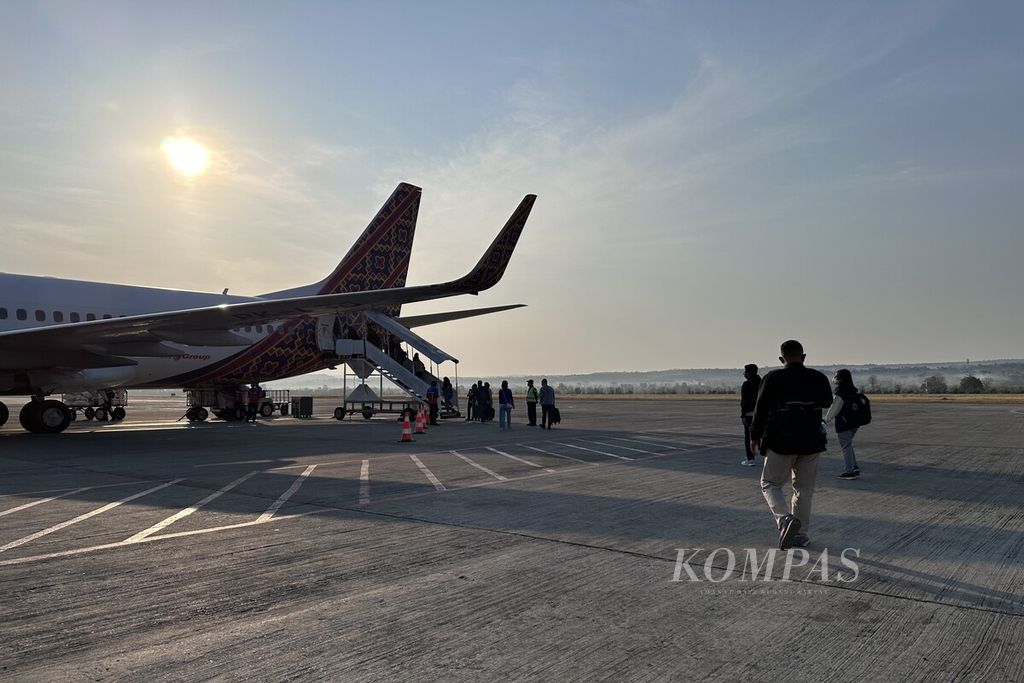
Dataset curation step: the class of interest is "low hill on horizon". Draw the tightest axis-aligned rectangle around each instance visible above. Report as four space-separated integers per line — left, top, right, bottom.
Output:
265 358 1024 394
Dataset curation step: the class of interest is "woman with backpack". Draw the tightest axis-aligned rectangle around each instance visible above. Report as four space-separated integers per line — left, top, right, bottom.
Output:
824 368 862 480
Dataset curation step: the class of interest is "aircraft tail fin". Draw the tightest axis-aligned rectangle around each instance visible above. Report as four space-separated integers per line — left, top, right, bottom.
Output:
259 183 421 310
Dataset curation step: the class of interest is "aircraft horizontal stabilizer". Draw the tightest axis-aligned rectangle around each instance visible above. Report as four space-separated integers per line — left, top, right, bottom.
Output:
395 304 526 329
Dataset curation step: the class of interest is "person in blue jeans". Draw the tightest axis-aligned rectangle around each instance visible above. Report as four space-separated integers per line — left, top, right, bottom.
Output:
824 368 861 480
498 380 514 430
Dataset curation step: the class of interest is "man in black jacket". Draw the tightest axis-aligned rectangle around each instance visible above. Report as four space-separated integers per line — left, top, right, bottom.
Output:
740 364 761 467
750 340 833 549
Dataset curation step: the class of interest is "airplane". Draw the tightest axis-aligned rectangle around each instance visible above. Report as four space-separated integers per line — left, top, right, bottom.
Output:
0 184 536 433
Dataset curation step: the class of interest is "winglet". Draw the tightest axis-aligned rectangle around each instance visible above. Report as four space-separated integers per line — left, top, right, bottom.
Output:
453 194 536 293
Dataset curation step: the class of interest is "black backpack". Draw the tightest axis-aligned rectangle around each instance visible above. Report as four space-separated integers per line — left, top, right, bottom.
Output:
849 393 872 426
766 402 827 455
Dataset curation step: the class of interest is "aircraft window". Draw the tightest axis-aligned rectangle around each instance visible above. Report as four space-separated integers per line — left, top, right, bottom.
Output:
245 326 252 333
35 310 46 321
53 311 64 322
0 308 7 320
86 313 96 321
102 314 112 319
267 325 274 333
70 312 80 322
256 325 264 333
17 309 27 320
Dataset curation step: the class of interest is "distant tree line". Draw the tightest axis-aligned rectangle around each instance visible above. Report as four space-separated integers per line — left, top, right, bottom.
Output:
550 375 1024 396
290 374 1024 397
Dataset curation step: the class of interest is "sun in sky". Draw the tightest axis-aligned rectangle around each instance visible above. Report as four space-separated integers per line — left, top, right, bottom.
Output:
160 135 210 177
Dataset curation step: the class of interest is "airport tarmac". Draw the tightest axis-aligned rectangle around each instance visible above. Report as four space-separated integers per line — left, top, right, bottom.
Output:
1 397 1022 681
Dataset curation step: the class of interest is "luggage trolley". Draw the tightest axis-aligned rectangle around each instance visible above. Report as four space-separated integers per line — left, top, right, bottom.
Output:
63 389 129 422
184 387 291 422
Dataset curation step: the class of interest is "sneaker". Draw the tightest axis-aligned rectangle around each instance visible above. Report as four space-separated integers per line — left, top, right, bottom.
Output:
853 467 861 475
837 471 859 480
740 459 757 467
791 533 810 548
778 514 802 550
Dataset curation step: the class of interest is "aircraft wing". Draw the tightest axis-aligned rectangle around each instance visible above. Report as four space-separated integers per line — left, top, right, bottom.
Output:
0 195 535 367
395 304 526 329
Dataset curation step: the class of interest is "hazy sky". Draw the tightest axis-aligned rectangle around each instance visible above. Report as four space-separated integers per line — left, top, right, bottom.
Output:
2 1 1022 376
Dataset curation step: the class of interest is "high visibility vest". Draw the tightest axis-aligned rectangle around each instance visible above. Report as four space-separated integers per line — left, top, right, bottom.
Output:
526 386 539 402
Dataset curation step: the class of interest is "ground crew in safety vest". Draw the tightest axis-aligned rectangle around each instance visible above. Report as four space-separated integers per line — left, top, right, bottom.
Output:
526 379 539 426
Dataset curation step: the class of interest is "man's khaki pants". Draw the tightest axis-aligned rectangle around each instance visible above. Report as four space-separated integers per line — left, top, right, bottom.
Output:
760 450 820 533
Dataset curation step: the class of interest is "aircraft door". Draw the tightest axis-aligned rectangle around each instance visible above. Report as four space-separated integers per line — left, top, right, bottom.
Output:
316 314 335 352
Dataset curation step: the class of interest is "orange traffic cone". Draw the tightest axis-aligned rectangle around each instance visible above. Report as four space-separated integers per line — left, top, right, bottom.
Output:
399 411 415 443
414 406 426 434
420 404 429 431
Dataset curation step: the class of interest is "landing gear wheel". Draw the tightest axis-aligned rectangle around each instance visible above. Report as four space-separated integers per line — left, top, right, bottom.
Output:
84 407 95 420
111 407 126 421
333 407 345 420
260 403 275 418
94 406 109 422
19 402 42 433
37 400 72 433
0 402 7 428
195 407 208 422
280 404 289 416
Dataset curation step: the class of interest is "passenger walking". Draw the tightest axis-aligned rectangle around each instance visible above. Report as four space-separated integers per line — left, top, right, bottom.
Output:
441 377 455 413
480 382 493 422
498 380 514 430
466 382 477 421
825 368 862 480
539 378 556 429
749 340 833 550
525 379 539 426
413 353 427 380
740 364 762 466
426 380 440 425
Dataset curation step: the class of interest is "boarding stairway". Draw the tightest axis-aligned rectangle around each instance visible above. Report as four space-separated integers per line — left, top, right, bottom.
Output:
332 311 459 417
334 339 433 402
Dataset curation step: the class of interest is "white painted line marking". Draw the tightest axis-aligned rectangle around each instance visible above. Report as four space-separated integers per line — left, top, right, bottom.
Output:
554 442 634 460
0 486 95 518
194 459 278 468
359 459 370 505
582 439 653 454
486 446 555 473
0 479 183 554
609 436 683 450
257 465 316 522
125 470 261 542
0 509 325 568
410 455 446 491
518 443 593 465
451 450 507 480
0 481 145 500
